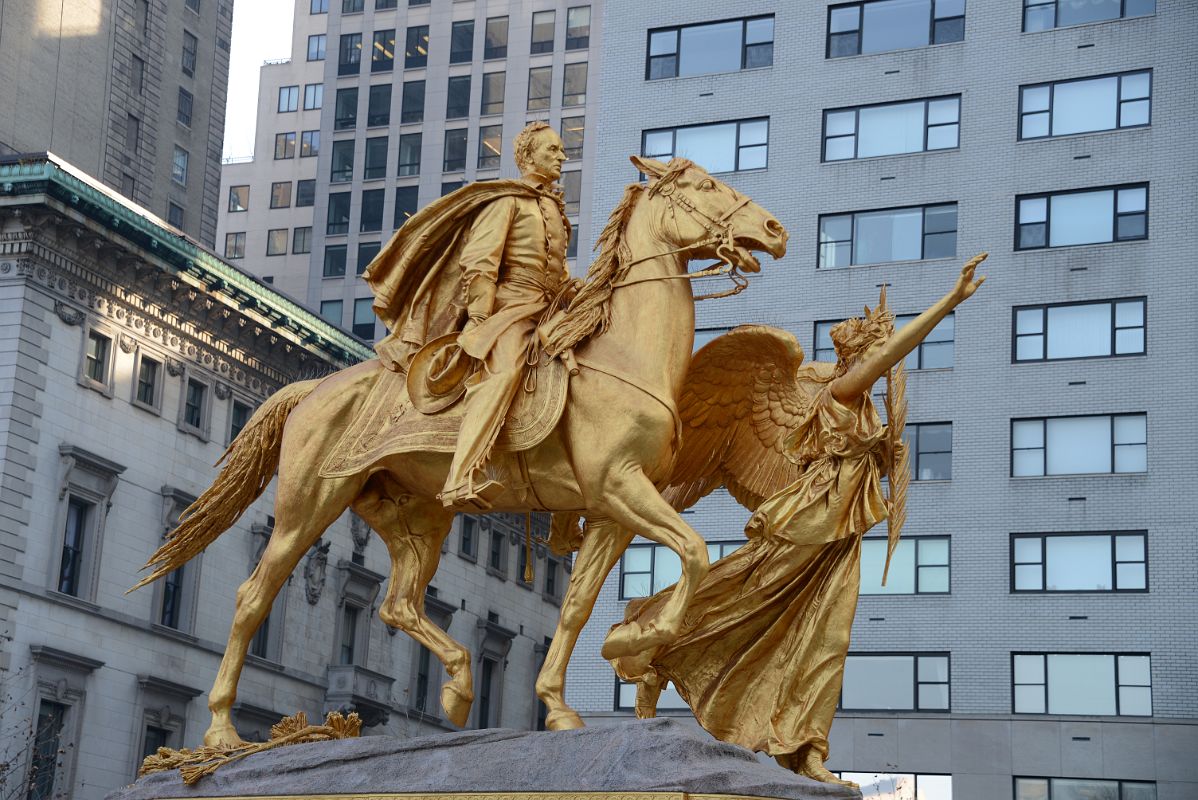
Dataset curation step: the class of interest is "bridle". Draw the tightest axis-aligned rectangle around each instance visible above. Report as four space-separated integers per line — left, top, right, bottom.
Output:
610 172 755 302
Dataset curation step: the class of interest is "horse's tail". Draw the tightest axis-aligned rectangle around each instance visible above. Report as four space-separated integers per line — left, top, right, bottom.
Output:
130 379 321 591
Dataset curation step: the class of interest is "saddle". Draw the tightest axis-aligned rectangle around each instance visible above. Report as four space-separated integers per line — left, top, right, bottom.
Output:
319 354 569 479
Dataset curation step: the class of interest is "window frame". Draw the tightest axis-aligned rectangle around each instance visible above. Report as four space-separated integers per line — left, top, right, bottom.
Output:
480 70 505 116
1018 69 1152 141
443 128 468 172
1012 297 1147 363
303 82 323 110
405 25 429 69
530 9 556 54
367 83 392 127
181 30 198 76
398 132 422 176
265 228 289 256
450 20 474 64
641 117 770 174
1010 413 1147 477
822 94 961 161
527 66 552 111
446 74 471 119
170 146 189 186
224 231 246 259
153 487 201 634
176 87 193 127
274 131 297 159
394 185 419 228
826 0 965 59
269 180 292 208
400 80 425 124
1022 0 1156 33
338 32 363 76
459 515 480 561
334 87 358 130
300 129 320 157
307 33 327 61
860 534 951 595
478 125 503 170
906 422 952 481
646 14 775 80
1015 183 1149 251
484 16 508 59
51 446 124 602
1013 776 1158 799
178 370 212 441
296 179 316 207
818 202 957 269
277 85 299 113
323 244 348 277
562 61 587 107
363 136 389 180
1010 531 1148 594
292 226 313 254
371 28 395 72
78 322 116 397
840 652 951 712
130 346 165 414
1011 652 1152 716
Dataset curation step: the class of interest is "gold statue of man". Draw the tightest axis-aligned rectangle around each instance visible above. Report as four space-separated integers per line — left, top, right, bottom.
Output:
437 121 571 508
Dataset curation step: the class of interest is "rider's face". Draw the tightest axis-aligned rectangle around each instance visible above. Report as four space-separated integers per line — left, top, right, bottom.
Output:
523 130 567 182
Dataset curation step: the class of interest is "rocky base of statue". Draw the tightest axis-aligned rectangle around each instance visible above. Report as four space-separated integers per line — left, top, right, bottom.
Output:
109 718 858 800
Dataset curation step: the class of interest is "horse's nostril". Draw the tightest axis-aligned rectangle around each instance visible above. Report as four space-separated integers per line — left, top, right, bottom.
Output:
765 218 786 240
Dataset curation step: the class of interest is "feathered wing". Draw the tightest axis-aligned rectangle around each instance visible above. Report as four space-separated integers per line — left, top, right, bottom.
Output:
662 326 829 512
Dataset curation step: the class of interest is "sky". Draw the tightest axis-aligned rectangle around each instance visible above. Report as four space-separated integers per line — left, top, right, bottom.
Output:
222 0 296 160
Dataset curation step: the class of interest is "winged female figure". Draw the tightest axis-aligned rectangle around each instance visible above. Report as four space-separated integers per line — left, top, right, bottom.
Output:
609 255 987 786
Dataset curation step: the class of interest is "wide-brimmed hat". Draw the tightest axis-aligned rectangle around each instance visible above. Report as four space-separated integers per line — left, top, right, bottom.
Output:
407 333 473 413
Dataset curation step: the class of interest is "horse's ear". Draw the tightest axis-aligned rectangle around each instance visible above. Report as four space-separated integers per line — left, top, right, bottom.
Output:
630 155 668 177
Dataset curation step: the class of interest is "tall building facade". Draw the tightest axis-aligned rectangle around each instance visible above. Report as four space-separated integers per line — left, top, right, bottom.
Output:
0 0 233 247
568 3 1198 799
216 0 601 342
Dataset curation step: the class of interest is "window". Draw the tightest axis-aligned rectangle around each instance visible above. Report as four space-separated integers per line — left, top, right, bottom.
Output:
478 125 502 169
561 116 584 159
228 186 250 214
171 146 189 185
544 557 561 600
840 774 953 799
304 82 323 110
293 226 312 254
860 535 949 594
224 232 246 259
339 605 361 664
335 87 358 130
567 225 578 259
308 33 326 61
1014 298 1146 362
642 118 768 173
398 133 421 175
327 192 351 235
447 75 471 119
51 447 123 600
126 113 140 152
444 129 467 171
323 245 348 277
270 181 292 208
300 130 320 157
120 173 136 199
320 299 343 323
376 0 396 7
459 515 480 559
615 678 690 712
621 541 701 598
1011 414 1147 477
842 653 950 711
278 85 299 112
1023 0 1155 32
357 241 380 275
1015 777 1156 800
563 62 587 106
647 15 774 79
485 16 508 59
274 132 296 158
361 188 385 232
481 71 505 115
364 137 388 180
57 497 92 596
487 529 507 575
132 352 162 411
296 179 315 207
827 0 964 58
266 228 288 256
395 186 418 227
1017 184 1148 250
819 203 956 268
129 57 146 99
167 203 184 228
1013 653 1151 715
527 66 552 110
824 96 959 161
451 20 474 63
1013 531 1147 592
371 29 395 71
176 87 193 126
28 699 69 799
531 10 555 53
566 6 590 49
331 140 355 182
904 422 951 481
182 30 197 76
342 0 362 11
401 80 425 123
350 297 375 340
368 83 391 126
441 181 464 196
82 331 111 388
311 0 327 12
158 561 188 628
891 312 954 369
405 25 429 68
339 33 362 75
561 170 581 215
1021 71 1151 139
695 326 729 351
181 377 208 434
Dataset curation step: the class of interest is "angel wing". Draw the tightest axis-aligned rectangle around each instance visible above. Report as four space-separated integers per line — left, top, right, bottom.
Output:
662 325 833 512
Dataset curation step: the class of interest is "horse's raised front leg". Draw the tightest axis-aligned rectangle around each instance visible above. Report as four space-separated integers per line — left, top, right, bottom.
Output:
205 475 362 747
356 487 474 727
535 519 633 730
592 467 710 661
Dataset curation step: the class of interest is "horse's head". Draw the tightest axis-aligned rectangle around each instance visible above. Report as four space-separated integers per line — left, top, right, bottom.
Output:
631 156 788 273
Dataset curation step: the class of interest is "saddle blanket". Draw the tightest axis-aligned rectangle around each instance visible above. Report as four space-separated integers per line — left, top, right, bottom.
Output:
319 358 569 478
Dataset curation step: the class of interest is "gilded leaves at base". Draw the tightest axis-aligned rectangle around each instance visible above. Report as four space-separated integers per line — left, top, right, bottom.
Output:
138 710 361 786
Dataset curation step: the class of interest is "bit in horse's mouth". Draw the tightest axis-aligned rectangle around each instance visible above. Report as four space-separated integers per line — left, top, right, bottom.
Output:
729 244 762 273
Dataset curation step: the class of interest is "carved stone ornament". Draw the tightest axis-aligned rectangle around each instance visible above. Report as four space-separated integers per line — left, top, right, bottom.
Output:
349 513 370 557
166 357 185 377
119 334 137 354
54 300 86 326
214 382 231 400
304 539 332 605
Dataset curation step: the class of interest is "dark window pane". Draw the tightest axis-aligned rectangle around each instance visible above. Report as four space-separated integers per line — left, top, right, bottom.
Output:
485 16 508 59
395 186 418 227
331 140 354 182
1058 0 1122 27
327 193 351 235
923 231 956 259
398 133 421 175
1019 222 1047 249
405 25 429 68
335 88 358 130
323 244 348 276
361 189 385 231
828 31 859 57
933 16 964 43
371 29 395 71
296 179 315 206
401 81 425 123
447 75 471 119
444 129 467 171
364 137 388 179
1117 214 1146 240
451 20 474 63
368 83 391 126
358 242 381 274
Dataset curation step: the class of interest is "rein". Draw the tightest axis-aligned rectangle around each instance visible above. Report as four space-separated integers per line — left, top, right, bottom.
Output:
610 186 753 302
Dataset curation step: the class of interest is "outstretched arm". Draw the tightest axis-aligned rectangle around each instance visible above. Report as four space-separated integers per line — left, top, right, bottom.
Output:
831 254 987 403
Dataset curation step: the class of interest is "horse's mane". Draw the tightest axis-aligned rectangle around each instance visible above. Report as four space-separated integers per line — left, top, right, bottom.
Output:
544 160 692 356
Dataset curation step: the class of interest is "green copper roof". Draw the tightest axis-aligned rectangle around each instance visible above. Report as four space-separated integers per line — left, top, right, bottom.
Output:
0 153 375 366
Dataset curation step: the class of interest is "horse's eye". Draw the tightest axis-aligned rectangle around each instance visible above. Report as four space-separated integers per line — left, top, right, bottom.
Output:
699 179 715 191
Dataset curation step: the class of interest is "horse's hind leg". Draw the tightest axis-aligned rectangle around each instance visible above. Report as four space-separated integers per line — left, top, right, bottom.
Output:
205 474 362 747
354 486 473 726
535 519 633 730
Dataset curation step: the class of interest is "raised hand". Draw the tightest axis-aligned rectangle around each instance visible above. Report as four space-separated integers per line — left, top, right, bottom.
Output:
951 252 988 304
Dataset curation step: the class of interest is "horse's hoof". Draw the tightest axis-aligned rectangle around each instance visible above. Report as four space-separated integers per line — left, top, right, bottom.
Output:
203 723 247 748
545 708 585 730
442 681 474 727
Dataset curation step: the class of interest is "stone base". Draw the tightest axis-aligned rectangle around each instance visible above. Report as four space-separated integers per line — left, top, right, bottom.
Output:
109 718 857 799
